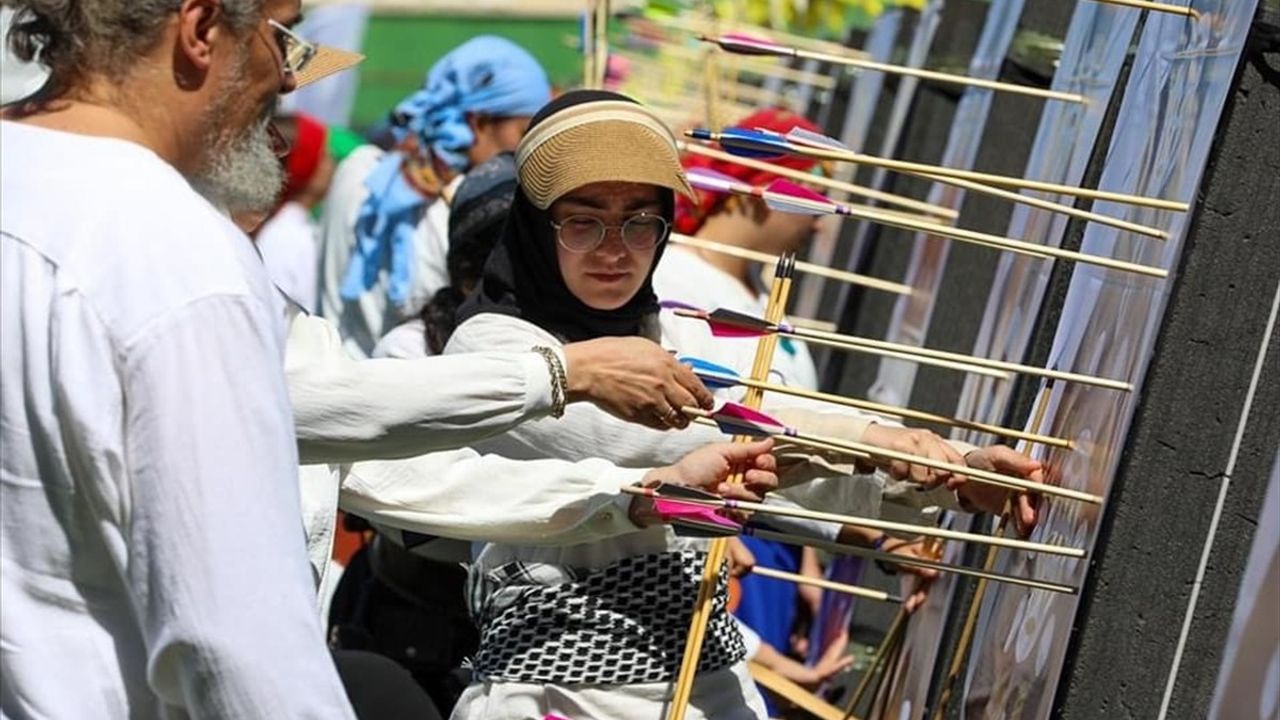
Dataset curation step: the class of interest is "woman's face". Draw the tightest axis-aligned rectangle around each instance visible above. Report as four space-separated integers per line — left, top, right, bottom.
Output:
550 181 664 311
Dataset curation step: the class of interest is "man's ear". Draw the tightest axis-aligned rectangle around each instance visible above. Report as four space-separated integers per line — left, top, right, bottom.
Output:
174 0 226 76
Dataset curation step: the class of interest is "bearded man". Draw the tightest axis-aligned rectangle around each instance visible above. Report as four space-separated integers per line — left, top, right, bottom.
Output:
0 1 356 717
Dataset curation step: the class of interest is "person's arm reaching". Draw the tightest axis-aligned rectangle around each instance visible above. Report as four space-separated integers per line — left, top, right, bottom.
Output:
339 440 778 547
288 314 713 465
123 297 353 718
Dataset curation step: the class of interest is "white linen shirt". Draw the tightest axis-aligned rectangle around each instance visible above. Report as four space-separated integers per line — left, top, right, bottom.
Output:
0 121 353 719
285 312 647 588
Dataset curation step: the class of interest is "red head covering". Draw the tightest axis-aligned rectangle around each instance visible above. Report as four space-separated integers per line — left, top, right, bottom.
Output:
282 113 329 201
675 107 822 235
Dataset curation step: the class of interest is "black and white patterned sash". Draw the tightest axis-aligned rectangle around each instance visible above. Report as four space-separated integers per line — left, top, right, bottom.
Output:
469 550 745 685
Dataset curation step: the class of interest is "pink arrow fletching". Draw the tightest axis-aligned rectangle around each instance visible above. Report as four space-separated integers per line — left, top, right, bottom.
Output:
708 325 766 339
685 167 747 195
653 499 742 531
770 179 831 203
715 33 788 57
714 402 787 436
762 180 838 216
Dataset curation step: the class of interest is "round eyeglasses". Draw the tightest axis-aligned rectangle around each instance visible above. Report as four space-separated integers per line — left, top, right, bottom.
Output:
550 214 671 253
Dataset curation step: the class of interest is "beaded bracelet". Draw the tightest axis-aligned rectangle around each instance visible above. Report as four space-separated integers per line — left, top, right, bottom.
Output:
532 346 568 418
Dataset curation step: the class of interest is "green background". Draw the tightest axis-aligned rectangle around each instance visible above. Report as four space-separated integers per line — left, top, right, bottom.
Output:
350 15 584 129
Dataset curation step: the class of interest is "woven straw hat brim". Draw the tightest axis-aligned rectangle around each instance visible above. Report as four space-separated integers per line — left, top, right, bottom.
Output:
294 45 365 90
519 120 695 209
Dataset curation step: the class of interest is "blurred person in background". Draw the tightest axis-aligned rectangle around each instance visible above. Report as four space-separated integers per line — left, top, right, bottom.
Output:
256 111 335 312
372 152 517 359
316 35 550 357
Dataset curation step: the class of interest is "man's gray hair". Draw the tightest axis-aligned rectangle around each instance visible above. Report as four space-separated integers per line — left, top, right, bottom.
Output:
6 0 263 90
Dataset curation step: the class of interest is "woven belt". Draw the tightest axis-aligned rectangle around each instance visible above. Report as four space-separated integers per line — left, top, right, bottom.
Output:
470 550 745 685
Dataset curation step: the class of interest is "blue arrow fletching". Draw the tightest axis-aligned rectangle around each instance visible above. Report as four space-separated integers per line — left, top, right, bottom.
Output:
678 356 741 389
716 127 792 159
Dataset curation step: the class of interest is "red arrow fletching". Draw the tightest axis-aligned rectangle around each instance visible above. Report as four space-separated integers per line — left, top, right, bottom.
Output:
761 180 838 216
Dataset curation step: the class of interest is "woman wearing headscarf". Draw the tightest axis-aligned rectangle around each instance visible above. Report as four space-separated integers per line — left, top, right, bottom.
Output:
317 35 551 357
444 91 1041 719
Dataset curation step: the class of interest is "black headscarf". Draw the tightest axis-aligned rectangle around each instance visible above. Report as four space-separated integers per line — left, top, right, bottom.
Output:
456 90 674 343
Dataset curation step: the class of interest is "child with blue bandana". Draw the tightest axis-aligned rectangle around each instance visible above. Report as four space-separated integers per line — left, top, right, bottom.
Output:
316 36 551 357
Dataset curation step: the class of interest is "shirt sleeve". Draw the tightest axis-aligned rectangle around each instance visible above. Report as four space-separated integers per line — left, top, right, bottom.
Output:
339 450 647 546
445 315 726 467
287 313 556 465
121 295 353 719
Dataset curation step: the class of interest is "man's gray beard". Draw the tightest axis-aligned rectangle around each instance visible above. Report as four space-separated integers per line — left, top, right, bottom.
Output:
190 61 284 215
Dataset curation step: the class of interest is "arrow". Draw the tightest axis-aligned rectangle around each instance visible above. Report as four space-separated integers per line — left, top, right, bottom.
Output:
668 234 914 296
1087 0 1200 18
673 304 1132 391
692 403 1103 506
677 140 959 222
749 566 902 603
753 178 1167 277
743 527 1076 595
677 355 1074 450
622 484 1089 558
781 128 1168 240
701 33 1087 105
676 307 1010 378
688 127 1190 212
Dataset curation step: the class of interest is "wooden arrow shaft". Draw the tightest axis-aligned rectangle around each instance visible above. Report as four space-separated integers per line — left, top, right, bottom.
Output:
745 528 1076 594
1087 0 1200 18
749 566 899 603
787 46 1087 104
788 325 1134 391
914 171 1168 239
831 202 1168 278
794 142 1189 211
626 485 1088 558
669 233 913 296
709 372 1072 449
678 141 959 221
687 412 1103 505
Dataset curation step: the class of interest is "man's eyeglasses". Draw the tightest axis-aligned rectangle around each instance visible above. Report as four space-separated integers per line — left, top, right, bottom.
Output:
551 214 670 253
266 19 316 76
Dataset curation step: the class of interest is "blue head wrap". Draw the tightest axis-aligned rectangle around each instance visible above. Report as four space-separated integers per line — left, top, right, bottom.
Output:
341 36 550 307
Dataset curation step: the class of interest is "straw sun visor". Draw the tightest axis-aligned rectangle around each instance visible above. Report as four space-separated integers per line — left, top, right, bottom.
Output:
294 45 365 90
516 101 695 209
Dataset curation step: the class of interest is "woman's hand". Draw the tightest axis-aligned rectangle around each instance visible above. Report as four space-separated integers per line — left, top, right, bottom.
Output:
563 337 715 430
860 424 969 488
629 439 777 527
960 446 1042 535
